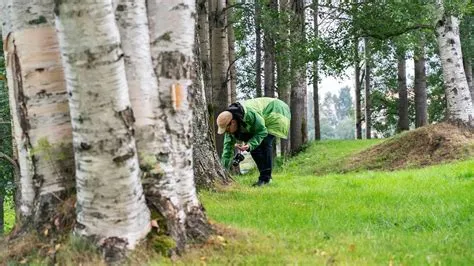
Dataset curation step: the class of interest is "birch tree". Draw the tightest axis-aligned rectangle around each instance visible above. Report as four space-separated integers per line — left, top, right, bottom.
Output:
435 1 474 125
54 0 150 256
2 0 75 230
147 0 210 250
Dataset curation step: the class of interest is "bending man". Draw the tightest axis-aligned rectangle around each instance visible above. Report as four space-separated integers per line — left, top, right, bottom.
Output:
216 97 291 186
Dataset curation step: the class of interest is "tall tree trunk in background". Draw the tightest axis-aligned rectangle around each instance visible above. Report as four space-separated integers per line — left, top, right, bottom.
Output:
0 194 3 235
197 0 213 106
435 5 474 125
255 0 263 97
263 0 277 97
194 29 232 189
55 0 150 257
2 0 75 231
209 0 230 156
354 38 362 139
397 53 409 132
290 0 307 153
147 0 210 248
414 40 428 128
364 38 371 139
313 0 320 140
227 0 237 102
277 0 291 155
463 57 473 104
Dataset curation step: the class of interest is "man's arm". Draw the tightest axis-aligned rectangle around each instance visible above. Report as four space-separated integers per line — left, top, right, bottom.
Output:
221 133 236 169
246 112 268 151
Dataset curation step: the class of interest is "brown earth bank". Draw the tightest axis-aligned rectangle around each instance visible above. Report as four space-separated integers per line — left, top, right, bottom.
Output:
343 122 474 172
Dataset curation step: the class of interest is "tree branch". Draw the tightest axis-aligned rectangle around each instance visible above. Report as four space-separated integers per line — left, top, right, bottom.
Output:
358 24 434 40
0 151 19 177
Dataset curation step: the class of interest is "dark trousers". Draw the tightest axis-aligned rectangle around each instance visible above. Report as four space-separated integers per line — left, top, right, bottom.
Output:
250 135 275 182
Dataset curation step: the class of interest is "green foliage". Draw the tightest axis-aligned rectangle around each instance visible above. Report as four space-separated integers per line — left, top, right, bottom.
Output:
193 140 474 265
0 36 14 199
4 196 15 233
427 57 447 123
319 87 355 139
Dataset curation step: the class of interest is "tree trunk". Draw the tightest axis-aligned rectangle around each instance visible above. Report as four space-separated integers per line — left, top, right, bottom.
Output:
354 38 362 139
227 0 237 102
209 0 230 156
255 0 263 97
435 8 474 125
0 194 4 235
290 0 307 153
364 38 371 139
116 0 191 255
263 0 277 98
313 0 320 140
397 53 409 132
147 0 210 249
55 0 150 256
277 0 291 155
193 29 232 190
197 0 213 105
3 0 75 231
414 40 428 128
463 56 473 104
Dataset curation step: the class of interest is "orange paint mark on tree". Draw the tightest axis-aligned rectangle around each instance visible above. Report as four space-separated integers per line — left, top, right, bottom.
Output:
172 83 184 111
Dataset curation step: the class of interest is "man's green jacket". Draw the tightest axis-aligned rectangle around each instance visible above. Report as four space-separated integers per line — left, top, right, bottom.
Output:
221 97 291 169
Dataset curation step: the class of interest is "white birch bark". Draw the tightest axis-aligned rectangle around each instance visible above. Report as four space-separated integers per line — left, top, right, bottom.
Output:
148 0 209 245
116 0 189 253
435 2 474 125
115 0 163 168
54 0 150 251
2 0 74 226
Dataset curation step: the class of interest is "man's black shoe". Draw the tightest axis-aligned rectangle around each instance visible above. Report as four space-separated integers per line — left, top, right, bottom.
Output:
252 180 270 187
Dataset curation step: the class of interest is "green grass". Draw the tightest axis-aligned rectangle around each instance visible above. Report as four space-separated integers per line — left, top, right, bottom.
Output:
3 140 474 265
180 140 474 265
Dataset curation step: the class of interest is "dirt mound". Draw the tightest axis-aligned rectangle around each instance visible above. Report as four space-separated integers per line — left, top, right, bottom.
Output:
344 122 474 171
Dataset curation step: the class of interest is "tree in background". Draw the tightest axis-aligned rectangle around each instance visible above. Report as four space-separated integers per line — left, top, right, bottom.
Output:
319 86 354 140
396 49 409 132
460 13 473 103
290 0 307 153
312 0 321 140
414 36 428 128
209 0 230 156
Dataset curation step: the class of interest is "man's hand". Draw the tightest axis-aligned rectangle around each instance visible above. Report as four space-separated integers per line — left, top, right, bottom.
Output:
235 143 250 151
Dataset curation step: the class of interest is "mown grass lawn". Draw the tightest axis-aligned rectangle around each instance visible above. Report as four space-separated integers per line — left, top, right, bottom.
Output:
2 140 473 265
175 140 474 265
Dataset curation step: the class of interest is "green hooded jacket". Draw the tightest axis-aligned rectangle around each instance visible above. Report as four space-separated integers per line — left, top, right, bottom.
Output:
221 97 291 169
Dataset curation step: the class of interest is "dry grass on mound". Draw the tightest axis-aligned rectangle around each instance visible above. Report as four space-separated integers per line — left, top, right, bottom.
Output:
343 122 474 172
